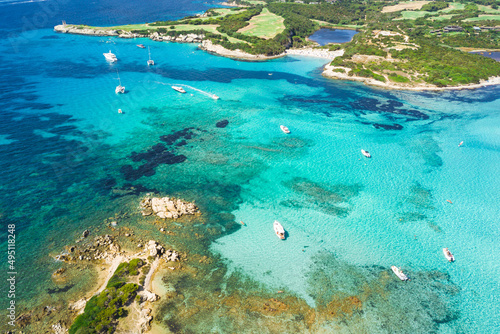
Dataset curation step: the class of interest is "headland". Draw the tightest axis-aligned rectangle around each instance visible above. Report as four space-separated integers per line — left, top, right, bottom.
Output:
54 0 500 91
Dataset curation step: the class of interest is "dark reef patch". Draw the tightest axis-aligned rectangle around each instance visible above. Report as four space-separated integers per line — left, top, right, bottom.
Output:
350 98 429 120
373 123 403 130
216 119 229 128
121 128 195 181
47 284 74 294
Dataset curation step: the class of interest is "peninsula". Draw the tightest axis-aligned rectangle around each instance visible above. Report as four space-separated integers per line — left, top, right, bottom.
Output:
54 0 500 90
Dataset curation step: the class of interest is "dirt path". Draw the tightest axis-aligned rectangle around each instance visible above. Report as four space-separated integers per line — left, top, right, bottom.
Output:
96 255 125 294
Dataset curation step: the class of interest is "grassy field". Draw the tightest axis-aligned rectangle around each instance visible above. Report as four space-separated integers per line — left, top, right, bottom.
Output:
199 8 246 20
464 14 500 21
400 10 432 19
477 5 500 14
237 8 285 39
439 3 465 12
432 14 454 21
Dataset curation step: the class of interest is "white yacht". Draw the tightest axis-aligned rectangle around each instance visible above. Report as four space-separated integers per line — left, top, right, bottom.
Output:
443 248 455 262
280 125 290 134
103 50 117 62
172 86 186 93
273 220 285 240
391 266 409 281
361 149 371 158
147 46 154 66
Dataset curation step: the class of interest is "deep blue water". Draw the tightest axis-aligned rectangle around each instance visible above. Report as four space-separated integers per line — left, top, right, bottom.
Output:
308 28 358 45
0 1 499 333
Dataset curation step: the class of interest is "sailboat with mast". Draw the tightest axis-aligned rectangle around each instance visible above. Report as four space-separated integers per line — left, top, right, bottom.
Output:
115 70 125 94
147 46 154 66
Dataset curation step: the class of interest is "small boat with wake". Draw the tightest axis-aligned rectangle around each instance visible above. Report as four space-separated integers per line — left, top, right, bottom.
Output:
273 220 285 240
137 44 145 49
391 266 409 281
212 94 219 100
280 125 290 134
103 50 117 62
361 149 371 158
172 86 186 93
443 248 455 262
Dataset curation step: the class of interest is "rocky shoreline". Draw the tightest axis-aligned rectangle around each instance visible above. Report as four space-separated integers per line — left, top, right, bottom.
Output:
54 24 205 44
14 194 196 333
53 24 499 90
322 63 500 91
199 40 286 60
140 196 200 219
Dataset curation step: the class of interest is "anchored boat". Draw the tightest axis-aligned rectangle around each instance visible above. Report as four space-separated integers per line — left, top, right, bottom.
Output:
273 221 285 240
280 125 290 134
361 149 371 158
391 266 409 281
443 248 455 262
103 50 117 62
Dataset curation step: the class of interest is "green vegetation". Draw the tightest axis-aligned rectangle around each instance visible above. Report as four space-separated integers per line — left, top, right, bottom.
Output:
69 283 139 334
333 30 500 87
421 2 449 12
107 259 144 289
69 259 146 333
238 8 285 39
67 0 500 87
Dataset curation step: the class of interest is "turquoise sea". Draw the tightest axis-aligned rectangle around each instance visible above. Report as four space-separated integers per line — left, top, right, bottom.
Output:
0 0 499 332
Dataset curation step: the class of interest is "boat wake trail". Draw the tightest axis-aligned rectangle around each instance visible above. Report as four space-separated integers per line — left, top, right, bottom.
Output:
154 81 219 100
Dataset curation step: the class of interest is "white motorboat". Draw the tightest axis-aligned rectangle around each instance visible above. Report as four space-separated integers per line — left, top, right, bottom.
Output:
391 266 409 281
172 86 186 93
212 94 219 100
137 44 145 49
273 220 285 240
147 46 154 66
443 248 455 262
361 149 371 158
280 125 290 134
103 50 117 62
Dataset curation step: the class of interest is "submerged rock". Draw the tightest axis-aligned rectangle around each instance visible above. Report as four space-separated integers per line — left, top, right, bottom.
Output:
140 196 200 219
216 119 229 128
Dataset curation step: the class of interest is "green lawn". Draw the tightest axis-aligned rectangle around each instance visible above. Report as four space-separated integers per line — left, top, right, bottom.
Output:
400 10 432 19
439 3 465 12
237 8 285 39
432 14 454 21
477 5 500 14
465 14 500 21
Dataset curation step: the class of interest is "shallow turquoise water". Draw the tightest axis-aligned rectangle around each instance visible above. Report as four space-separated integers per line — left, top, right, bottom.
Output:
0 17 499 333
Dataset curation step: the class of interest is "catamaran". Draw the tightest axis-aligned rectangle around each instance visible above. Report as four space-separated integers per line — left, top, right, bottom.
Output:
147 46 154 66
115 71 125 94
